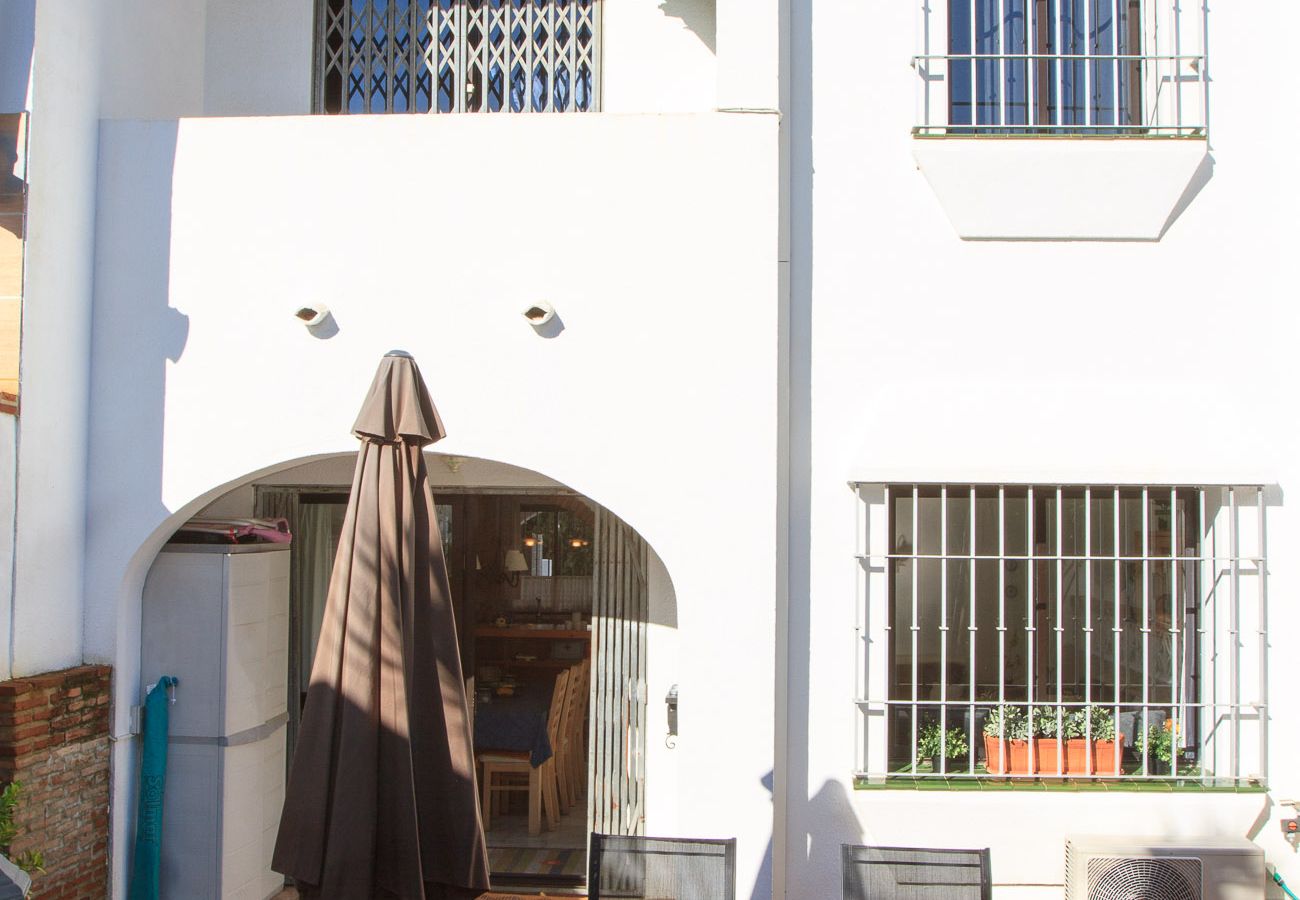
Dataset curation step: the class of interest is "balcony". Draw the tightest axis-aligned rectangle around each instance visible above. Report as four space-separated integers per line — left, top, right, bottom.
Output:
913 0 1207 138
914 50 1205 138
908 0 1209 239
86 107 781 532
87 0 780 124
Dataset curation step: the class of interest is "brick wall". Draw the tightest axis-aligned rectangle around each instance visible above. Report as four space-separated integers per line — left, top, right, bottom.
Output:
0 666 112 900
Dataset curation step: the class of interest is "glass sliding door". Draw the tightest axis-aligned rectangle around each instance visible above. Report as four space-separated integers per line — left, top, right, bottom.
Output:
257 485 459 762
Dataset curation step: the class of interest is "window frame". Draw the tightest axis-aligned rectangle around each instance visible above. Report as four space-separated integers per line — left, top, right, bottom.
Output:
853 482 1268 787
313 0 602 115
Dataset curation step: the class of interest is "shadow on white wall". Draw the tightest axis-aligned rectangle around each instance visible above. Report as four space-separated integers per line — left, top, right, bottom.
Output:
659 0 716 54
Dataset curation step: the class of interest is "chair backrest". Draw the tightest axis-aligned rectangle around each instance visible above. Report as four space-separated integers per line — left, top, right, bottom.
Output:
576 657 590 732
842 845 991 900
558 661 583 749
589 833 736 900
546 668 570 745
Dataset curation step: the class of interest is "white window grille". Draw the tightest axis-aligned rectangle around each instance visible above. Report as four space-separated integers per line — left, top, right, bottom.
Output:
854 484 1267 785
314 0 600 114
912 0 1206 135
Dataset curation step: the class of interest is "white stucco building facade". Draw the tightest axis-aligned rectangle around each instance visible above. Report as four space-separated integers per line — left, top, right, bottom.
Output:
0 0 1297 897
784 0 1300 897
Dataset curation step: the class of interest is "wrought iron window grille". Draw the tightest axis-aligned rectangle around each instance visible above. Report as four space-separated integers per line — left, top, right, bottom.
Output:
912 0 1207 136
314 0 600 114
853 483 1267 786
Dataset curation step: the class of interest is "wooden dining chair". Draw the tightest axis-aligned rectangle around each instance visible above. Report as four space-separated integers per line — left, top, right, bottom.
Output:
478 668 568 836
566 658 590 808
554 661 586 812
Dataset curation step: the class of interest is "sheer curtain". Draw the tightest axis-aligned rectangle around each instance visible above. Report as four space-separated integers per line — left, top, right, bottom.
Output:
295 502 348 685
255 488 349 754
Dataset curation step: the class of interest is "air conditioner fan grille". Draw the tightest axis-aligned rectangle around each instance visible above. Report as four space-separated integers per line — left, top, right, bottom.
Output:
1086 856 1202 900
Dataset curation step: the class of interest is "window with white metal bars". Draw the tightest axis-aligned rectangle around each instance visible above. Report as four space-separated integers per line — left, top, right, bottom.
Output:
314 0 600 114
854 484 1266 785
913 0 1207 135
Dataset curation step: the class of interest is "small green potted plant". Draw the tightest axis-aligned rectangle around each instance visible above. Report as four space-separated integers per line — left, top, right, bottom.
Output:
917 721 969 773
1137 716 1185 773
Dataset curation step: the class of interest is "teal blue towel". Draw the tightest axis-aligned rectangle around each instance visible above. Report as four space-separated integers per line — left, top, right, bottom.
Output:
128 676 177 900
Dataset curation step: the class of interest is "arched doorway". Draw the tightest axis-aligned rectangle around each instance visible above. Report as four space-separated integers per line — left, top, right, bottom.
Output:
141 451 667 893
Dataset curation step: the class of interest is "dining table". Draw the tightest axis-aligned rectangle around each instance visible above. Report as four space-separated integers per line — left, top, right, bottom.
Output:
473 679 554 768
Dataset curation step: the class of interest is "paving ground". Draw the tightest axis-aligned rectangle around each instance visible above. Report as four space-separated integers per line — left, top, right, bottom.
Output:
273 889 584 899
269 795 589 899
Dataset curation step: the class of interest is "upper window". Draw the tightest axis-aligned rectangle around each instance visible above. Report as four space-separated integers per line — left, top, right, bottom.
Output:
913 0 1206 136
315 0 600 114
853 484 1266 787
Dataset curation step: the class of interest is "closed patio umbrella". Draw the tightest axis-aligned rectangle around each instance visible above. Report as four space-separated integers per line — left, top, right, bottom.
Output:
273 352 490 900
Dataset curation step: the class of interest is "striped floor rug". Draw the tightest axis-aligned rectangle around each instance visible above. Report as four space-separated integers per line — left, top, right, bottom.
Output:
488 845 586 879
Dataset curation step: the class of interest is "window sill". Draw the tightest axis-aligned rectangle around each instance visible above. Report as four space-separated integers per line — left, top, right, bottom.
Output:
911 136 1210 241
854 776 1266 793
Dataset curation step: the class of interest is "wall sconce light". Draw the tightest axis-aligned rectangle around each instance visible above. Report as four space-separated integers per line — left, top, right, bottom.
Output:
522 301 556 327
523 536 538 548
503 549 529 586
569 538 589 549
293 303 339 339
293 303 331 327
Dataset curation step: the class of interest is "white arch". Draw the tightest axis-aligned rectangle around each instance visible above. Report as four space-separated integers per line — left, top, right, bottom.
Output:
103 450 680 897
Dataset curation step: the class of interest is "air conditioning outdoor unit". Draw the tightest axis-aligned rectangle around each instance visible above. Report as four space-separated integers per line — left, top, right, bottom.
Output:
1064 835 1264 900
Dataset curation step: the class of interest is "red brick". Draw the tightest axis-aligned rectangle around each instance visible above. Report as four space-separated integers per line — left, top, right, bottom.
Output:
11 694 48 713
0 666 111 900
0 680 33 698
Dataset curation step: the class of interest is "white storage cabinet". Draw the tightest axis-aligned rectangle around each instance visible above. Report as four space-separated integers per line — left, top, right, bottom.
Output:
140 543 290 900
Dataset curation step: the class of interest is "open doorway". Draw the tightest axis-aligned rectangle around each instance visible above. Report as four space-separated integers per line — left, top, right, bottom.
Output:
252 462 649 893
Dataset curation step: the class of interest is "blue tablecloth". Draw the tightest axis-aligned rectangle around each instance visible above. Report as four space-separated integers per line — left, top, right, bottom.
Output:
474 679 554 768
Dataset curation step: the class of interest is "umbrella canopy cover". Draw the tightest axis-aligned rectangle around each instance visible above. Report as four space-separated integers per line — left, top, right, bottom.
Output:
273 353 489 899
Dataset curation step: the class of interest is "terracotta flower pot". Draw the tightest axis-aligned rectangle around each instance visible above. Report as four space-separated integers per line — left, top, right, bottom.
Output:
983 735 1031 775
1032 738 1065 775
984 735 1124 775
1065 737 1124 775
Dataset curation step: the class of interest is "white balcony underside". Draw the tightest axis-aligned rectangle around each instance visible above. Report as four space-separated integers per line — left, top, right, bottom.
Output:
912 138 1210 241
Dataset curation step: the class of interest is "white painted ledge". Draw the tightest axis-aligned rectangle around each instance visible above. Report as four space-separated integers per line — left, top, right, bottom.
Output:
912 137 1210 241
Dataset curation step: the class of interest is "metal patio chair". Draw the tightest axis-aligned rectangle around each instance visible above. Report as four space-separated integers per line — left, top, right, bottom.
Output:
589 833 737 900
842 845 991 900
